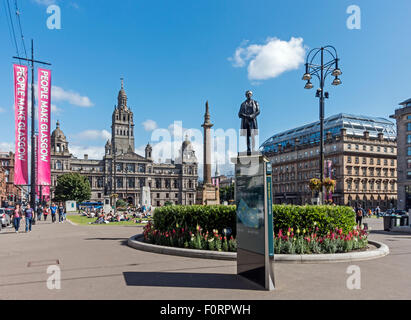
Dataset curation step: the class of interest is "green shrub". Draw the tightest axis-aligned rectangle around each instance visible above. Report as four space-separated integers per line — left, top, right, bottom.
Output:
153 204 356 241
153 205 237 237
273 205 355 236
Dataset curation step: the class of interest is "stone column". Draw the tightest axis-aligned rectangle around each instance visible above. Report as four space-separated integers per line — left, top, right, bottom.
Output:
202 101 213 185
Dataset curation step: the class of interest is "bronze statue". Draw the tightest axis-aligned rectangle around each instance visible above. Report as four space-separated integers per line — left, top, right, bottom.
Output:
239 90 260 154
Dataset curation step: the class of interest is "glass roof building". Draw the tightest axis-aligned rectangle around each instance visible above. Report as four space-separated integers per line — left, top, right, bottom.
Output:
260 113 396 154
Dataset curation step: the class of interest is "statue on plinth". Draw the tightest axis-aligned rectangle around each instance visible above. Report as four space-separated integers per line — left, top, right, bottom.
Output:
238 90 260 155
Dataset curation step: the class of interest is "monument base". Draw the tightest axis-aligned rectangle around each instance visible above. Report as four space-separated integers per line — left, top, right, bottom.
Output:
233 154 275 291
196 183 220 205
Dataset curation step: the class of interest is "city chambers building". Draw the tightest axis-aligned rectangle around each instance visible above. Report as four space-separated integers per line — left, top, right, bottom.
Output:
261 113 397 210
50 81 198 207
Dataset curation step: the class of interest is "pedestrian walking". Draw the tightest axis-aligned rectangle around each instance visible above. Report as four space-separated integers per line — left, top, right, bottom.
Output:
43 205 50 221
356 206 363 228
50 203 57 223
58 202 65 223
376 206 381 218
12 204 22 233
37 204 43 222
24 204 34 233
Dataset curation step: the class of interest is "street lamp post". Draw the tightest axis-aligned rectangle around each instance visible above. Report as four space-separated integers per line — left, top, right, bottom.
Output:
302 46 342 205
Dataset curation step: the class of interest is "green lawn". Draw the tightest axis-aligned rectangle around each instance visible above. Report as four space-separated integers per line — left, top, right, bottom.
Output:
67 214 149 226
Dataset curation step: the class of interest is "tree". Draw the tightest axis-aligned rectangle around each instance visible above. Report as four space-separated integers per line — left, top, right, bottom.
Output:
116 199 128 208
54 173 91 203
220 184 234 203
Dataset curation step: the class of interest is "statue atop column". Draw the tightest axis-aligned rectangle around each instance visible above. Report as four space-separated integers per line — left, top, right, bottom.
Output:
238 90 260 155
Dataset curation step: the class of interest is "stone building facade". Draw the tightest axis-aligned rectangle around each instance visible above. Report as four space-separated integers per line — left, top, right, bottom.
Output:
261 113 397 210
0 151 24 207
390 98 411 211
50 81 198 207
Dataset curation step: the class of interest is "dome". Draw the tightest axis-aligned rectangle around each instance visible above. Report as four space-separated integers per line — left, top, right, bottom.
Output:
51 120 67 141
182 135 192 150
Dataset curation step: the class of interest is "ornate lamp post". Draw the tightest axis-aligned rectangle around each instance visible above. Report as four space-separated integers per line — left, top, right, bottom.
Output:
302 46 342 205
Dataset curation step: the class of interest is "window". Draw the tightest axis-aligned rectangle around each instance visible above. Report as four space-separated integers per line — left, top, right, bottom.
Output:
116 178 123 188
362 158 367 164
116 163 123 172
408 159 411 169
128 178 135 188
175 193 178 198
355 157 359 164
98 193 101 199
384 147 387 153
56 160 62 170
126 163 135 172
377 147 381 152
363 145 367 151
347 156 351 163
355 145 359 150
408 115 411 120
155 179 161 189
377 159 381 165
370 146 374 152
384 159 388 166
347 144 351 150
408 123 411 131
408 147 411 156
138 164 146 173
370 158 374 165
407 172 411 180
139 178 145 188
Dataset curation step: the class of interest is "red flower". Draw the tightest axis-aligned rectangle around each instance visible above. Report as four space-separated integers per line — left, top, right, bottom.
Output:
279 229 283 237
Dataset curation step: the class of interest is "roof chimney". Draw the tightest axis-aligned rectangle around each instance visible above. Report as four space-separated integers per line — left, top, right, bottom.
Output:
84 154 88 160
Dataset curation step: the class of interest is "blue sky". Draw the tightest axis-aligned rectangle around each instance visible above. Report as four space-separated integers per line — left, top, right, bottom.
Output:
1 0 411 175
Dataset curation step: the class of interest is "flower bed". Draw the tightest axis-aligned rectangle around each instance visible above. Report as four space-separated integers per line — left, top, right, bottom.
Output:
274 226 368 254
143 223 237 252
143 222 368 254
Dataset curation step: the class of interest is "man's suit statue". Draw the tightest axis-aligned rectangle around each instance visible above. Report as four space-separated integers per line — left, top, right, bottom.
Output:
238 90 260 155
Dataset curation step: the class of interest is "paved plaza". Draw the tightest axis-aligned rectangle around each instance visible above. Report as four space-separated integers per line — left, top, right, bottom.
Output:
0 216 410 300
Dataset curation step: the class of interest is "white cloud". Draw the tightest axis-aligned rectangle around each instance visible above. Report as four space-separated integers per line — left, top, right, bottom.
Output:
51 104 62 115
75 129 111 141
52 86 94 107
229 37 306 81
142 119 158 131
0 142 14 153
69 145 105 160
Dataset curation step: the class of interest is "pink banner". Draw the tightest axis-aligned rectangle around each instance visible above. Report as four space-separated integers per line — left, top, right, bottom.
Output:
13 64 29 185
37 68 52 188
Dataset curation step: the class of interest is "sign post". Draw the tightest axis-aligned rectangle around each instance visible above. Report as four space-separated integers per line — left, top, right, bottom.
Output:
233 154 275 290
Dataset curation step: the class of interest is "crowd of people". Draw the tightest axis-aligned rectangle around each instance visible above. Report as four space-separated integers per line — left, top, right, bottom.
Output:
10 202 67 234
81 205 152 225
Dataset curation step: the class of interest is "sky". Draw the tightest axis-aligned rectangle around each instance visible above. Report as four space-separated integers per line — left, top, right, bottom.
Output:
1 0 411 177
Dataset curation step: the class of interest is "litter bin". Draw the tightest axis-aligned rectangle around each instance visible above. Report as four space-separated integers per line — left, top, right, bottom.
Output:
383 215 392 231
394 216 402 227
400 215 409 227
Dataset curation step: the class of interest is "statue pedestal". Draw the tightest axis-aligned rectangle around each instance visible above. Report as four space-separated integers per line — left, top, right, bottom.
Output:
232 154 275 291
196 183 220 205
